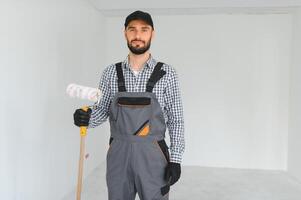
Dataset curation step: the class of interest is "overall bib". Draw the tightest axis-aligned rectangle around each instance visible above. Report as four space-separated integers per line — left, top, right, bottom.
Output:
106 62 170 200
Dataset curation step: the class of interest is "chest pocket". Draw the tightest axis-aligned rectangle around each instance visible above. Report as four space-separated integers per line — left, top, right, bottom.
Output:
118 97 150 106
112 61 166 136
117 96 152 136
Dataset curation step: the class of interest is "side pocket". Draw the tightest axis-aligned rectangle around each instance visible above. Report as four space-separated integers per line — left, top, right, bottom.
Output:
109 137 113 145
155 139 170 164
107 137 114 153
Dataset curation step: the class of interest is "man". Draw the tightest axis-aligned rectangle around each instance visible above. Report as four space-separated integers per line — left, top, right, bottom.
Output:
74 10 185 200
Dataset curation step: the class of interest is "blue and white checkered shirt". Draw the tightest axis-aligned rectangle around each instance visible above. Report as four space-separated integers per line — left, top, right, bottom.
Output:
88 55 185 164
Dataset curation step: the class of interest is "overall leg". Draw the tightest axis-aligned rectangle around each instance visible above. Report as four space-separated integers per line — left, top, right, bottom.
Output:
106 140 137 200
133 141 169 200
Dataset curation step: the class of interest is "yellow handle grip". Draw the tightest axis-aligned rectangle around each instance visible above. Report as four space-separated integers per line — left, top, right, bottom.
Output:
80 106 89 137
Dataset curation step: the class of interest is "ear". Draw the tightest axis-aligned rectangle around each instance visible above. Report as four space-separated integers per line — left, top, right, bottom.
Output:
124 28 127 39
151 29 155 40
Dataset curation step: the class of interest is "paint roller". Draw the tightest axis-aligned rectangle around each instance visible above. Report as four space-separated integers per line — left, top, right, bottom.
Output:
66 83 101 103
66 83 101 200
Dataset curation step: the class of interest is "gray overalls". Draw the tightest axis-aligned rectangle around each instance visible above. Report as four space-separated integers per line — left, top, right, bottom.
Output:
106 62 170 200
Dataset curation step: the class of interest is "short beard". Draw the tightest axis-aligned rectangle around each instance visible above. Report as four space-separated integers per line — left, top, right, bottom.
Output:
127 39 151 55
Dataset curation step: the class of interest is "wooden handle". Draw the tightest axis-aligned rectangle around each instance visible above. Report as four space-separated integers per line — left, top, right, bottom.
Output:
76 134 86 200
76 106 89 200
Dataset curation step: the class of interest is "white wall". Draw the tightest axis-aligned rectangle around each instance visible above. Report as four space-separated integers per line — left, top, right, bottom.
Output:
288 7 301 183
89 0 301 10
104 13 291 170
0 2 17 197
0 0 107 199
0 2 299 198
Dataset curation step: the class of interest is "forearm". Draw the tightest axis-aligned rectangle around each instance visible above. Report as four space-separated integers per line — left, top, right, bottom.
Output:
168 118 185 163
87 66 112 129
88 103 109 128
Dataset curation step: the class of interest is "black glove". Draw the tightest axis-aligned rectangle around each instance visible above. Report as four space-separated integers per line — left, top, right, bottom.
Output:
73 108 92 127
164 162 181 186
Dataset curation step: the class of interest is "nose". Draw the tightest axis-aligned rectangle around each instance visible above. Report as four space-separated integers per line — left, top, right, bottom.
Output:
135 32 141 39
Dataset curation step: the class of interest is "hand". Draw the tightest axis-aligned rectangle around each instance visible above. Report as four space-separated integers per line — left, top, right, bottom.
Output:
164 162 181 186
73 108 92 127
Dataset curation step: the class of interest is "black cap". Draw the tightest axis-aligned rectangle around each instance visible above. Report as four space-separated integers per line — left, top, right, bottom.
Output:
124 10 154 29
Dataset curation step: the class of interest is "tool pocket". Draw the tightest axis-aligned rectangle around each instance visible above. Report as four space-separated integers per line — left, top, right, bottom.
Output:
133 120 150 137
117 97 152 136
155 139 170 164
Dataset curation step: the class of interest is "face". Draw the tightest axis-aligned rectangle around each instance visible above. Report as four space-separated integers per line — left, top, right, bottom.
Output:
124 20 154 55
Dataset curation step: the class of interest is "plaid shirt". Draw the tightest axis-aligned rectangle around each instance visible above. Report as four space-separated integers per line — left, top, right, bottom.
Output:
88 55 185 164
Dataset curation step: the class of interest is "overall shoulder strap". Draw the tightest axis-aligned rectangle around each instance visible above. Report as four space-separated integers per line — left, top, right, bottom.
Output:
146 62 166 92
115 62 126 92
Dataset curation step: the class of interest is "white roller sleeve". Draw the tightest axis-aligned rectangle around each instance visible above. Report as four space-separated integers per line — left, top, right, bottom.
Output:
66 83 101 102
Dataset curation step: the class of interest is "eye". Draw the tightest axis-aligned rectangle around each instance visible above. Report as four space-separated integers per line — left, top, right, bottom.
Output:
142 28 150 32
127 27 135 32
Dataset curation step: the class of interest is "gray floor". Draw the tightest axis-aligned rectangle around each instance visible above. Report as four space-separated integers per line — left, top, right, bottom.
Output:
62 163 301 200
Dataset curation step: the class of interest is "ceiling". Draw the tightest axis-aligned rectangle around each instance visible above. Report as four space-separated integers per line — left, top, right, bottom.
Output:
87 0 301 16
